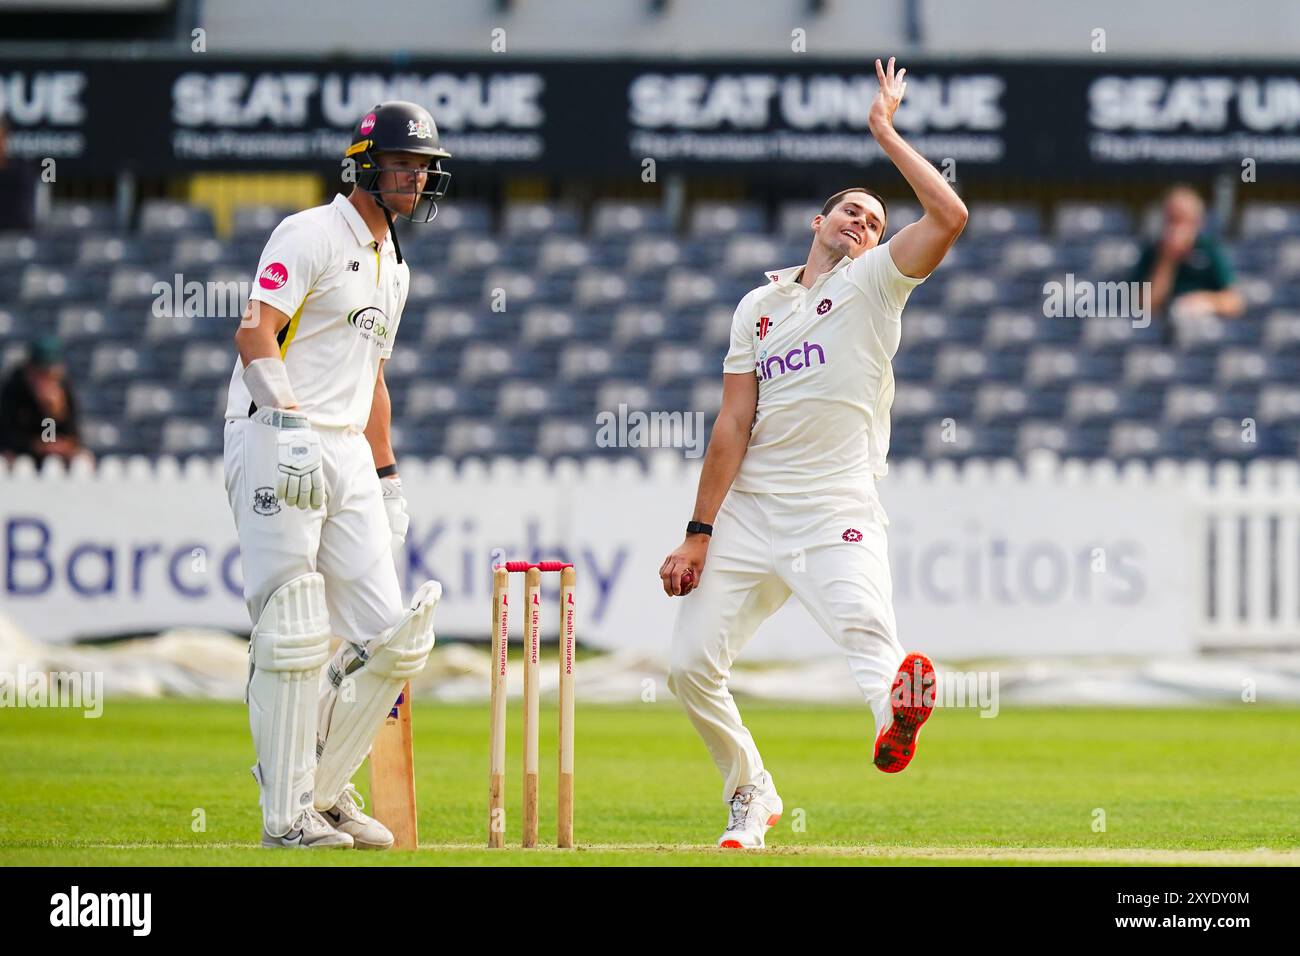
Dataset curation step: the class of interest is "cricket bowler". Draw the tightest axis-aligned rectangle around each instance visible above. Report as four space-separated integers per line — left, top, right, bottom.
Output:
658 59 965 848
223 101 449 848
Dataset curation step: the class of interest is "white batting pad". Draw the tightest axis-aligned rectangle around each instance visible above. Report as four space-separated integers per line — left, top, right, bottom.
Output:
314 580 440 808
247 572 332 836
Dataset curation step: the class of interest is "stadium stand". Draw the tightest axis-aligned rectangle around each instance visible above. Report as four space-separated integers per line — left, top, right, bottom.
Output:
4 196 1299 463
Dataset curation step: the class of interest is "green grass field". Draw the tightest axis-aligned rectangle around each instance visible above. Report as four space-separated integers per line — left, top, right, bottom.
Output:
1 698 1297 866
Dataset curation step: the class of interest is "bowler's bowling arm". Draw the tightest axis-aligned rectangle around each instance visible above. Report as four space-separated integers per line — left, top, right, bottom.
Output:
689 371 758 526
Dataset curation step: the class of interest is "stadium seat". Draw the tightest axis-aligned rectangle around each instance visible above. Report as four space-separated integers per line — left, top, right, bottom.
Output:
139 200 215 236
1239 202 1300 238
688 202 765 238
231 205 293 239
966 202 1041 237
625 236 684 274
590 200 671 238
1053 202 1134 238
503 202 581 238
43 201 116 236
57 305 134 342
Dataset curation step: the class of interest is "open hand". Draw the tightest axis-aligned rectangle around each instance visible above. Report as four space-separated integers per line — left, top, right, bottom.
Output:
869 56 907 135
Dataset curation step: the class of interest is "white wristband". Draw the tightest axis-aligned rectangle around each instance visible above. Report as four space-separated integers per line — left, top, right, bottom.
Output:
243 357 298 410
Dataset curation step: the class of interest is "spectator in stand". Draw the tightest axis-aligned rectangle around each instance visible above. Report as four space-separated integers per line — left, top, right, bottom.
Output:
0 337 89 464
0 117 38 233
1132 184 1245 327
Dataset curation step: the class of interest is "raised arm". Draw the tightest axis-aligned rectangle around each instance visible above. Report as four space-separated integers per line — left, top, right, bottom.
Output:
869 57 968 280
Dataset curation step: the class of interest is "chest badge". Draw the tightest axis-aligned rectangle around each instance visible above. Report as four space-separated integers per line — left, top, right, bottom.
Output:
755 315 772 341
816 298 833 315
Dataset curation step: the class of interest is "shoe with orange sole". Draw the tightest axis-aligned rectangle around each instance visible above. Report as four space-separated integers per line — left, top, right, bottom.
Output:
718 770 782 849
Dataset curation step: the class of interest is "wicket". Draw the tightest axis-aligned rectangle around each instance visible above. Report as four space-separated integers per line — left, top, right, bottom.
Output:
489 560 576 848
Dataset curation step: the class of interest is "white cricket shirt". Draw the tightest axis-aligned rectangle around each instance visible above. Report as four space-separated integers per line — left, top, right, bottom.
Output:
225 193 410 429
722 241 924 493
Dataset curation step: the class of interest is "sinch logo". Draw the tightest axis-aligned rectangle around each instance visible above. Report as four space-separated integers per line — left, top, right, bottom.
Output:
49 886 152 936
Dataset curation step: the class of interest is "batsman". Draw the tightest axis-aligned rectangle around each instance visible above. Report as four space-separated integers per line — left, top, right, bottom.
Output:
222 102 448 848
658 59 966 848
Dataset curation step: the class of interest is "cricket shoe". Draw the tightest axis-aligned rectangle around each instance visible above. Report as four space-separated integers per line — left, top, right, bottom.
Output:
873 652 936 774
261 807 354 849
718 771 783 849
321 784 394 850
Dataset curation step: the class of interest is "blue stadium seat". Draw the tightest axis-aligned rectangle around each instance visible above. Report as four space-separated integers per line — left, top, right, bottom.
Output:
160 419 223 456
573 271 633 309
994 238 1058 277
1064 383 1154 423
921 422 1016 459
536 418 597 458
43 201 116 236
20 265 98 302
1107 421 1185 460
126 380 213 419
231 205 293 240
688 202 765 239
934 345 1022 385
590 200 671 238
663 270 721 310
966 202 1041 237
1239 202 1300 239
139 200 215 236
625 236 684 274
776 200 820 242
57 305 135 342
536 236 593 274
76 237 151 268
179 343 234 385
649 344 712 384
1053 202 1134 238
422 200 492 236
1017 421 1108 457
503 202 580 238
403 381 493 420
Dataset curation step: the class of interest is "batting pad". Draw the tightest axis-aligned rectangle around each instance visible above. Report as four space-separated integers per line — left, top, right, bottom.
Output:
314 580 440 808
247 572 332 837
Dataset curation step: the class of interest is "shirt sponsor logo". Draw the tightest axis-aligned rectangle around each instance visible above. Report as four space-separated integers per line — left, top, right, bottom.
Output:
259 262 288 290
816 297 833 315
755 340 826 381
347 306 390 344
755 315 771 340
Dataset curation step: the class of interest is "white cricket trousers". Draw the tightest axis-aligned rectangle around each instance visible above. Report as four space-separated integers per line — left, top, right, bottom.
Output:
223 417 403 643
667 484 905 800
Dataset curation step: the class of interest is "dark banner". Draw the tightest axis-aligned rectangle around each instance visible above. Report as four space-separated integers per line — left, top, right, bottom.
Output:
1 57 1298 178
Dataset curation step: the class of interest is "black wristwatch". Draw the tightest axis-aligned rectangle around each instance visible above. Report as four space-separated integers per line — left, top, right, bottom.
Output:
686 521 713 537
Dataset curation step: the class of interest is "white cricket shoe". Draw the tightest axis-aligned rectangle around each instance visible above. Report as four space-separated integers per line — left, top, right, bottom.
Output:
321 784 395 850
261 807 354 849
718 771 783 849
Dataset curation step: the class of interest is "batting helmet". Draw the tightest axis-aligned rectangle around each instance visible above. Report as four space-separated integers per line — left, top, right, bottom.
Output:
344 101 452 225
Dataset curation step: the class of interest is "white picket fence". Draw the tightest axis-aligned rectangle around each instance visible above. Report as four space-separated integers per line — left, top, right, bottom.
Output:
1189 459 1300 648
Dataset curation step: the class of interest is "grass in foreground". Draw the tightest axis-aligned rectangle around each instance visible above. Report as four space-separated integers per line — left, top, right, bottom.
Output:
0 699 1297 866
